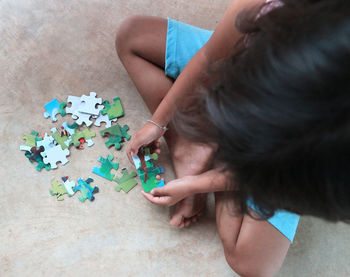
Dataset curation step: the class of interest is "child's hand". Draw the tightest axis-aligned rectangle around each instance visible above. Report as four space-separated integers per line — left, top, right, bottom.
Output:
141 176 196 206
126 122 164 163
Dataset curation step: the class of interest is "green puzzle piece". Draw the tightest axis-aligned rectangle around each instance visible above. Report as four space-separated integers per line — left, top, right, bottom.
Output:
100 124 131 150
101 97 124 120
74 178 99 202
114 168 138 193
92 154 119 181
25 150 51 171
52 131 68 150
50 180 67 201
70 127 96 147
22 131 42 147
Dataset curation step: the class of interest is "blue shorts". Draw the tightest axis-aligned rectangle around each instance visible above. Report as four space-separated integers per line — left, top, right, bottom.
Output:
165 18 300 243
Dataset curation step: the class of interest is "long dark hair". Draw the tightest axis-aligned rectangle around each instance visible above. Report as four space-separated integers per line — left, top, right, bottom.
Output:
173 0 350 221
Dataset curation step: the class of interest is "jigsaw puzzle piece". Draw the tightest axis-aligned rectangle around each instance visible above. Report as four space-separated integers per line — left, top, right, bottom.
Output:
22 131 42 147
42 145 70 169
43 98 66 122
51 128 69 150
105 135 122 150
50 180 68 201
101 97 124 120
61 176 76 196
133 147 165 192
93 105 118 127
24 149 51 171
78 92 103 115
114 168 138 193
74 178 99 202
70 127 96 147
92 154 119 181
66 95 93 125
100 124 131 149
36 133 55 150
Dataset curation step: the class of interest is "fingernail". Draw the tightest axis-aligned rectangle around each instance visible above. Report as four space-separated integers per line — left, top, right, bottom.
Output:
150 189 154 194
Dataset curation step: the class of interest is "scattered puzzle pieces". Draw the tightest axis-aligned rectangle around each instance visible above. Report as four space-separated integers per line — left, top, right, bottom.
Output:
101 97 124 120
50 180 68 201
114 168 138 193
92 154 119 181
43 98 66 122
100 124 131 150
74 178 99 202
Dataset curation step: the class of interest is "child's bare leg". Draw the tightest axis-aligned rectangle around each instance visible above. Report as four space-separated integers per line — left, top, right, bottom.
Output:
116 15 210 224
215 192 290 276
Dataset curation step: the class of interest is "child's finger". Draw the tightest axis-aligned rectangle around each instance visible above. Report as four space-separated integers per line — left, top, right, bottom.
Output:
141 191 171 206
150 187 167 196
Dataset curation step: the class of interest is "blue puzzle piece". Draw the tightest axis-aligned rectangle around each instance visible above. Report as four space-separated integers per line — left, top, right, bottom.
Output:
73 178 99 202
156 179 165 188
43 98 66 122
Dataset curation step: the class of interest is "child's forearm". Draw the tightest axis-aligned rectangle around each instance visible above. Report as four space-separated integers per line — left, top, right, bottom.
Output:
151 0 265 127
151 49 209 126
188 168 234 195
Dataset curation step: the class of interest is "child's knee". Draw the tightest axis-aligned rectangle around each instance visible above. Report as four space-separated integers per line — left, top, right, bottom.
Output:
224 252 271 277
115 15 144 56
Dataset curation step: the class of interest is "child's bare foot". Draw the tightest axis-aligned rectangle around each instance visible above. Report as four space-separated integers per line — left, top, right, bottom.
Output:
165 129 214 227
170 193 207 228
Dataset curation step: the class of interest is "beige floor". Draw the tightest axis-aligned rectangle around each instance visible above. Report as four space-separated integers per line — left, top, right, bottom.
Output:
1 1 349 276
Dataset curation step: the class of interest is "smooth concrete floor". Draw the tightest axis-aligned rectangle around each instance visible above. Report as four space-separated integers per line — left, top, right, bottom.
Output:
1 1 349 276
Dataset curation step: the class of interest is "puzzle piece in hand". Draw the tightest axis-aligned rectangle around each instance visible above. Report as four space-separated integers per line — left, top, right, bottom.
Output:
24 149 51 171
51 128 69 150
61 176 76 196
93 105 118 128
73 178 99 202
50 180 67 201
114 168 138 193
70 127 96 147
78 92 103 116
43 98 67 122
132 147 165 192
100 124 131 150
66 95 93 126
92 154 119 181
22 131 42 147
101 97 124 120
42 145 70 169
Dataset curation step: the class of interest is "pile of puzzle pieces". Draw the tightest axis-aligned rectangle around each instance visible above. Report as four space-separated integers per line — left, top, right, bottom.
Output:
92 154 138 193
20 93 129 171
50 176 99 202
20 123 95 170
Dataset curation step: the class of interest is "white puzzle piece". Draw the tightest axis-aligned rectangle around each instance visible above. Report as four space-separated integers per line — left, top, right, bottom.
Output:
78 92 102 115
63 179 76 196
42 145 70 169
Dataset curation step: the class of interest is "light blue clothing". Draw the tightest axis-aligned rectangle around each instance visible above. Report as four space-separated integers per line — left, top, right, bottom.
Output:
165 17 300 242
